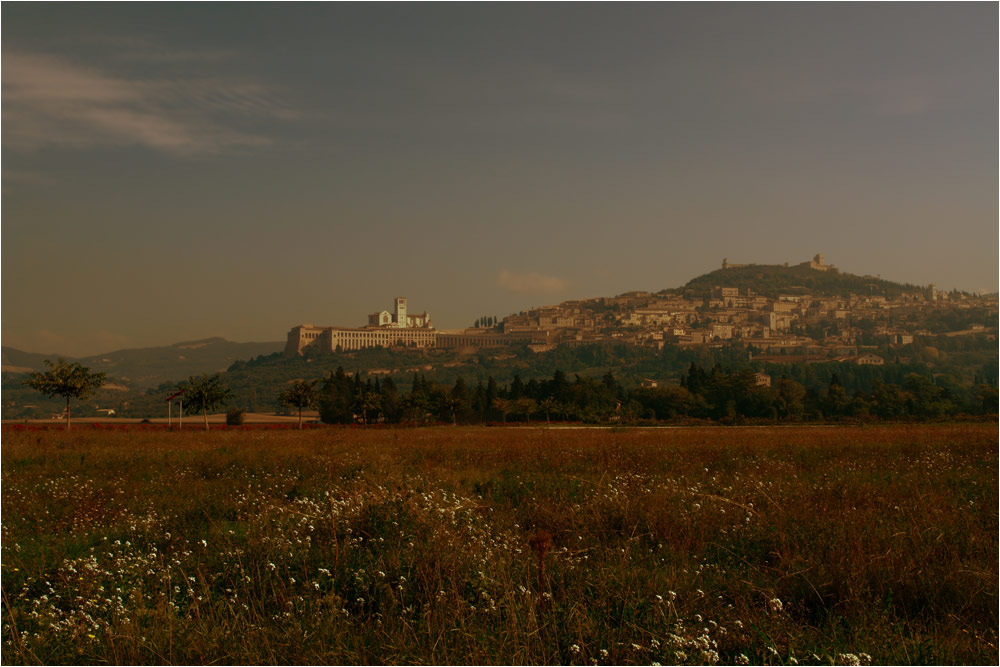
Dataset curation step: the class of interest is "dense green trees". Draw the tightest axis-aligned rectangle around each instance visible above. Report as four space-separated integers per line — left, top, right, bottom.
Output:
309 364 995 426
59 333 994 424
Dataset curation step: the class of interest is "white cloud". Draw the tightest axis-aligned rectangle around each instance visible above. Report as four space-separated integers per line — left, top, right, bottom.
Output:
2 50 295 155
497 269 569 294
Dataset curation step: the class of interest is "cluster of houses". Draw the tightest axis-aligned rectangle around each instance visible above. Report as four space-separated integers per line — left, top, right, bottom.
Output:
485 284 996 366
286 260 996 365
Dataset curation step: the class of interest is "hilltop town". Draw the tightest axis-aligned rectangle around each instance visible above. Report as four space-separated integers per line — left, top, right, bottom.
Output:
286 256 998 368
5 255 996 421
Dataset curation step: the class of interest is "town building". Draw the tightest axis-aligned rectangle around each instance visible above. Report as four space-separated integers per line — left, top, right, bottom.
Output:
285 298 436 355
367 297 431 328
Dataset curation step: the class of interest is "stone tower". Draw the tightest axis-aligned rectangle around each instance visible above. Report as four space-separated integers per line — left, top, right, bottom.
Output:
394 297 407 327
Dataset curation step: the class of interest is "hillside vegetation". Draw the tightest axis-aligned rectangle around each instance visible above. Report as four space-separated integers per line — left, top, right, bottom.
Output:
681 264 924 299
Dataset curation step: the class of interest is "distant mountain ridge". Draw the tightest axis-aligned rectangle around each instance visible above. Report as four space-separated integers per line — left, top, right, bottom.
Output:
2 337 284 388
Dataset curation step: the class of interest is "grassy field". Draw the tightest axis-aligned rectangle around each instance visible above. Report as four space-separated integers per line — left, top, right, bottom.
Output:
1 424 996 665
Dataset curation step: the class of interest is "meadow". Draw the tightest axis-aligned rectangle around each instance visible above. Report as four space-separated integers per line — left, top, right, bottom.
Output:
1 424 996 665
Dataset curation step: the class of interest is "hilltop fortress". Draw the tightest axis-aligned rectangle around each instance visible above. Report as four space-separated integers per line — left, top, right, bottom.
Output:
724 253 837 272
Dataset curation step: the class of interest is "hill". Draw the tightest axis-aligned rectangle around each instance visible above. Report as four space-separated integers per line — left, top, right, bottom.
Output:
0 347 59 374
679 263 925 299
1 337 284 388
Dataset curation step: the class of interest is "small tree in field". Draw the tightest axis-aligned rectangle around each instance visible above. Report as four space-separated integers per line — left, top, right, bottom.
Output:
181 373 233 431
493 397 510 424
279 380 317 429
352 390 382 427
23 359 105 431
539 397 558 425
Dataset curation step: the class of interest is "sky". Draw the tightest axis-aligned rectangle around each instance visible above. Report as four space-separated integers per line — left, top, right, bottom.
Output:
2 3 997 357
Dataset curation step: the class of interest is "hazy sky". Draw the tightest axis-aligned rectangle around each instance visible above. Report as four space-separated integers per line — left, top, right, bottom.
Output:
3 3 997 356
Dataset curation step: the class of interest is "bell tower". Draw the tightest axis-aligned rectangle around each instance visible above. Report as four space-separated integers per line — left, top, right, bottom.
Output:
394 297 407 328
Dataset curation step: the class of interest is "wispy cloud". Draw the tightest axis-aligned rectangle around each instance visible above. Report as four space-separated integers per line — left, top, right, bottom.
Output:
2 49 296 155
497 269 569 294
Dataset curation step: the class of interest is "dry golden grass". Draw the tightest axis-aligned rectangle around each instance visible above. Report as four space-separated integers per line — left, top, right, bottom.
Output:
2 424 996 665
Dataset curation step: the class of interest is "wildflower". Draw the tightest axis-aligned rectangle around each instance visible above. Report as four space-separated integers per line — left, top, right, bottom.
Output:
735 654 750 665
859 654 872 665
570 644 581 654
767 597 783 614
668 590 677 601
837 654 861 666
675 651 687 661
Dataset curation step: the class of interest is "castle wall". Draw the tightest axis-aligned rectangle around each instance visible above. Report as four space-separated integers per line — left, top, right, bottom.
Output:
285 325 326 355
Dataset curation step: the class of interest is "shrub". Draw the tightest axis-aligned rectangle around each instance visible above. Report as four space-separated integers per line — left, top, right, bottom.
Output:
225 408 246 426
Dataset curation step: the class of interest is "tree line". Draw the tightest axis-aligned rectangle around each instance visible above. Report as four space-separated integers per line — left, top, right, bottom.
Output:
297 364 998 426
23 358 998 428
